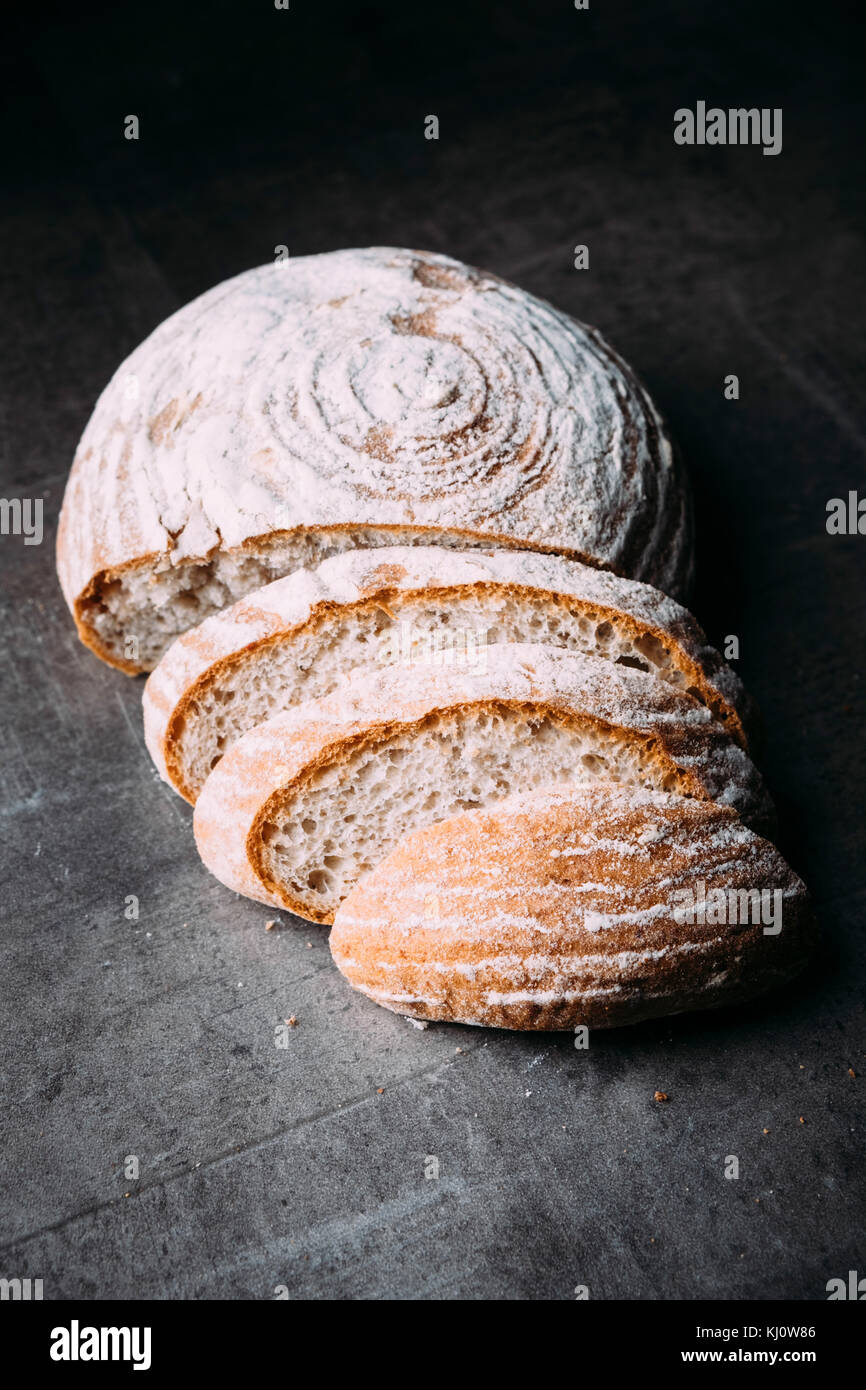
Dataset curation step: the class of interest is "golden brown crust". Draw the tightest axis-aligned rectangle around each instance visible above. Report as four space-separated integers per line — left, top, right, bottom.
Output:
330 786 815 1030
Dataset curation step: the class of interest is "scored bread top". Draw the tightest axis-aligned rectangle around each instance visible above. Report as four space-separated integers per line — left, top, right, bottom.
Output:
192 642 773 918
144 545 752 802
57 247 692 666
330 785 814 1031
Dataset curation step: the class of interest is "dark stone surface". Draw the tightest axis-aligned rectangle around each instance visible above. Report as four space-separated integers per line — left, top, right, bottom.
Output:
1 0 863 1299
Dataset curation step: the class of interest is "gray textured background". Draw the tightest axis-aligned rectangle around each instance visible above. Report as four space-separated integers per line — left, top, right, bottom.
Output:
1 0 864 1299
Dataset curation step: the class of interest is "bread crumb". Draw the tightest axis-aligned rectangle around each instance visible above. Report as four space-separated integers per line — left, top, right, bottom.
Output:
653 1090 669 1103
798 1115 805 1124
265 919 277 931
376 1087 384 1094
284 1016 298 1027
762 1128 770 1134
848 1067 856 1078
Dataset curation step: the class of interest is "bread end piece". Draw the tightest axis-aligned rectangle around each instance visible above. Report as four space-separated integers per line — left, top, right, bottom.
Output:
330 785 815 1031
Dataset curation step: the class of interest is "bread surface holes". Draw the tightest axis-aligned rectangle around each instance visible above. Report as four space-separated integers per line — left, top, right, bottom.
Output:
176 588 713 797
261 706 689 917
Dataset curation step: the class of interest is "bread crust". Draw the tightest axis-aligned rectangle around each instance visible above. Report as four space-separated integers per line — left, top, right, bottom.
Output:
57 247 692 670
191 644 774 923
330 785 815 1030
145 546 752 802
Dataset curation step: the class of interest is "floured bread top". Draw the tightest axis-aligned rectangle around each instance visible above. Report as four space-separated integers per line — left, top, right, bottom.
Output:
330 784 814 1030
335 784 804 942
57 247 692 619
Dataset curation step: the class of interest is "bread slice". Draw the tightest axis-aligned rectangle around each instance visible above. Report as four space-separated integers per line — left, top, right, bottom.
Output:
330 785 814 1031
192 643 773 924
144 546 752 803
56 247 692 673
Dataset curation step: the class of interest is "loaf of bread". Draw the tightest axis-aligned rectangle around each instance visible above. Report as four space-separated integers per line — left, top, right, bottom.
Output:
55 237 810 1042
192 643 773 924
144 545 751 803
57 247 692 673
330 785 814 1030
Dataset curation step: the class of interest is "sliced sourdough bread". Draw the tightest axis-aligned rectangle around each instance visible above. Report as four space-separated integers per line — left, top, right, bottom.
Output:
330 785 814 1031
144 545 752 803
192 643 773 924
57 248 691 673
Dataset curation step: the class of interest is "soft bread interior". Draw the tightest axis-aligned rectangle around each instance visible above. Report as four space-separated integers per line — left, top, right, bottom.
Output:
81 528 575 670
174 589 708 798
256 704 687 922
